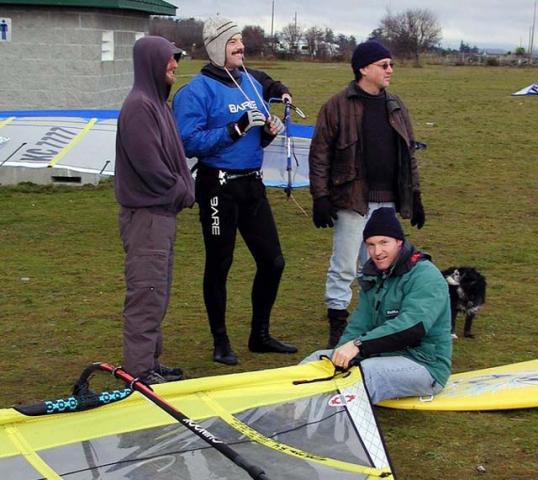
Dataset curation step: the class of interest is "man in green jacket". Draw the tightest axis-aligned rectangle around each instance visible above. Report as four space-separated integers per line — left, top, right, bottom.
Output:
304 207 452 404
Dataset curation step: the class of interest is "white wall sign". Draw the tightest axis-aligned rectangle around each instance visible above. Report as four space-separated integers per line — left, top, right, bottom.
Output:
101 30 114 61
0 18 12 42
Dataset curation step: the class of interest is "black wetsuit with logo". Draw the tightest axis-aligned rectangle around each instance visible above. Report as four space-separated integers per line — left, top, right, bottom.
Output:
174 64 291 348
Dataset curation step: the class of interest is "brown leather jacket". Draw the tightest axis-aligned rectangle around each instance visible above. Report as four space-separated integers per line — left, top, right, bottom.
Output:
308 81 421 218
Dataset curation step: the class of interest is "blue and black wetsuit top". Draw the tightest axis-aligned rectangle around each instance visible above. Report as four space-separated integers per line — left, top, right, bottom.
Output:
173 64 290 171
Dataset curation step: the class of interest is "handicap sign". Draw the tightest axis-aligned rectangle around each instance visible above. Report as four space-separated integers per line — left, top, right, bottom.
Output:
1 18 12 42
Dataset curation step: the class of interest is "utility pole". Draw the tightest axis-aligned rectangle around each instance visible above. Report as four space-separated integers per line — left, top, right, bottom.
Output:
530 0 537 62
293 11 298 53
271 0 275 39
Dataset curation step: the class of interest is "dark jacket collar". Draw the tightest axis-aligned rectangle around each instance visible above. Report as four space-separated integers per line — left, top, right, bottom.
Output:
345 81 401 113
201 63 242 86
346 81 385 98
359 241 431 290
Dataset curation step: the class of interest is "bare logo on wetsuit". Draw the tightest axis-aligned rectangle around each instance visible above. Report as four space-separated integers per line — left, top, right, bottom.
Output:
210 196 220 235
228 100 257 113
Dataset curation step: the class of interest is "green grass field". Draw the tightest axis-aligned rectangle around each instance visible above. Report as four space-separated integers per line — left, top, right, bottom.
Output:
1 60 537 479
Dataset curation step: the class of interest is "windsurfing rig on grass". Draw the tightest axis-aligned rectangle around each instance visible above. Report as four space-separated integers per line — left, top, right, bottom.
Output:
18 362 270 480
268 97 306 199
3 359 395 479
267 97 310 217
99 363 270 480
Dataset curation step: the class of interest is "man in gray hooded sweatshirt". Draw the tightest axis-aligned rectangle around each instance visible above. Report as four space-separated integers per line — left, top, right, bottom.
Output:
115 36 195 384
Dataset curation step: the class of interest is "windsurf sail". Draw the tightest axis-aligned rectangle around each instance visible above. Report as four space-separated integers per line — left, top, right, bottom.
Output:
262 122 313 189
0 110 117 176
512 82 538 95
0 359 395 479
0 110 313 188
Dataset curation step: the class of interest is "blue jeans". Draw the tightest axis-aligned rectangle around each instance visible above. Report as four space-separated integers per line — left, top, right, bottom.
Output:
325 202 394 311
301 350 443 404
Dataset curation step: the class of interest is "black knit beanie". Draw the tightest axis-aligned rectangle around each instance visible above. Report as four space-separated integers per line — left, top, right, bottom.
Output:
351 40 392 76
363 207 404 241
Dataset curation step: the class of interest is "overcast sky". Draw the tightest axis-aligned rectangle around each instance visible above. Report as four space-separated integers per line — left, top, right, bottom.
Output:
169 0 538 51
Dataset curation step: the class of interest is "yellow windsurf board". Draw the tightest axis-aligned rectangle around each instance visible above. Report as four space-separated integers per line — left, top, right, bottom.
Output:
379 359 538 411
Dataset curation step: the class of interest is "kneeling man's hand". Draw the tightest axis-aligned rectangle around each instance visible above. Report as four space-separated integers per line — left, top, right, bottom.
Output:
331 341 359 370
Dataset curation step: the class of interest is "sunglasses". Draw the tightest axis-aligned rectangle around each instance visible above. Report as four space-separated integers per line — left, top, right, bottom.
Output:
373 61 395 70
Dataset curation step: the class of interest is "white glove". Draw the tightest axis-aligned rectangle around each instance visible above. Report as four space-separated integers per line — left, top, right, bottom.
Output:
264 114 285 136
236 109 266 135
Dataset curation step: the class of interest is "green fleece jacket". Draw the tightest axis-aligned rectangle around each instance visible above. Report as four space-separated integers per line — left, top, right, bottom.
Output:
338 242 453 386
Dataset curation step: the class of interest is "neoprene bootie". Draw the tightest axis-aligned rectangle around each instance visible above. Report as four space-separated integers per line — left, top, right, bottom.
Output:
248 325 297 354
213 336 238 365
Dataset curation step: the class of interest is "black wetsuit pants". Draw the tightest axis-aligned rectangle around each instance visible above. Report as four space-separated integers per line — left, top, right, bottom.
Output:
196 167 285 341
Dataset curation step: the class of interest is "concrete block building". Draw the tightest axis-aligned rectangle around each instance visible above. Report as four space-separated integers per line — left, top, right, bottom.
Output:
0 0 177 109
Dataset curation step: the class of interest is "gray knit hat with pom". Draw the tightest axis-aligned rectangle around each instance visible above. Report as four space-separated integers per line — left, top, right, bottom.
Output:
203 16 241 67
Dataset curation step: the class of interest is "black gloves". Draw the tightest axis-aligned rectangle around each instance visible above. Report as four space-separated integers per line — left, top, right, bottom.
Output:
229 109 266 141
237 109 265 132
229 110 285 142
410 191 426 229
264 114 285 135
313 196 338 228
261 115 285 148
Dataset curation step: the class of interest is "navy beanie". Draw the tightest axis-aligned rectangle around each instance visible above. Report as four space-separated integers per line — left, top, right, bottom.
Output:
351 40 392 75
363 207 404 241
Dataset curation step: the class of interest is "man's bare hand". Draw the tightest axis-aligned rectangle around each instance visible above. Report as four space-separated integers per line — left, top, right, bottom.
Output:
331 340 359 370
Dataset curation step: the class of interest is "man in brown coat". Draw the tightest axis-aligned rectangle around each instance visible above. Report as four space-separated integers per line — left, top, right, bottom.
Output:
308 40 425 348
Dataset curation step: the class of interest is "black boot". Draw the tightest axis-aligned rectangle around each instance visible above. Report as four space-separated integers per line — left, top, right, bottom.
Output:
327 309 349 349
154 364 184 381
213 336 238 365
248 324 297 354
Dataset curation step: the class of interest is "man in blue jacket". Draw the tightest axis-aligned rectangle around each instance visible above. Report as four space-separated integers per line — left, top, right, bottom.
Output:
304 208 452 404
173 16 297 365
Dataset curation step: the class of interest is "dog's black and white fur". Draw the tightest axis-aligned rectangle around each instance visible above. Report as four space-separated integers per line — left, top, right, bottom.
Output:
442 267 486 339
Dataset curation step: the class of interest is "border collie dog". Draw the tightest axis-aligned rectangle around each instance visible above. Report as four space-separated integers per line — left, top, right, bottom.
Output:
442 267 486 339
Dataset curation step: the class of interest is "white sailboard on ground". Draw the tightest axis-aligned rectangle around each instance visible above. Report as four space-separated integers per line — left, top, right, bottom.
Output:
0 110 313 187
512 82 538 95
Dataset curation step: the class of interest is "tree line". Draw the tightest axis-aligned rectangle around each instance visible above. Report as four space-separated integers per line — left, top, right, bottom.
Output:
150 16 359 60
151 9 521 66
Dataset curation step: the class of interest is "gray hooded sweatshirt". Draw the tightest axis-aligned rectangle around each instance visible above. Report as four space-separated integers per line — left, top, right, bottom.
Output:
115 36 194 215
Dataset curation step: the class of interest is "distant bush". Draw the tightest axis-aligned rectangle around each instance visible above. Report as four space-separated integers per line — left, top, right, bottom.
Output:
486 57 500 66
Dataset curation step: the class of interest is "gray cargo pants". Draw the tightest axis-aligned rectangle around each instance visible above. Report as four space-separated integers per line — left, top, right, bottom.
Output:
119 207 177 377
